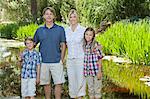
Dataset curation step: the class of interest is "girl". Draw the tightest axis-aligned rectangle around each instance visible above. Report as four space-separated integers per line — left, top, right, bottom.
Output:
83 27 103 99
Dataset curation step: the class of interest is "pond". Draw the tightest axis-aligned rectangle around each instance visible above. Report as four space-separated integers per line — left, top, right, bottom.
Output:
0 39 140 99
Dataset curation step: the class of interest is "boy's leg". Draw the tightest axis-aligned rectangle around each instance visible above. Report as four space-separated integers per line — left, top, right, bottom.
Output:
25 97 30 99
21 79 28 98
28 78 36 98
30 96 35 99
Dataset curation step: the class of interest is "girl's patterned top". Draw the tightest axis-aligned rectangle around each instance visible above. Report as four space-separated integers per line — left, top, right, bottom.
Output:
84 43 103 76
21 49 41 79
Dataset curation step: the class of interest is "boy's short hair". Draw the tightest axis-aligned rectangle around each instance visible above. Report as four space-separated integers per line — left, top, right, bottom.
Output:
24 37 34 45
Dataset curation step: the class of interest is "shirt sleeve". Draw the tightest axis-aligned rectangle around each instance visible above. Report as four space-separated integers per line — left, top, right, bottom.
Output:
60 27 66 43
37 52 41 65
33 29 39 45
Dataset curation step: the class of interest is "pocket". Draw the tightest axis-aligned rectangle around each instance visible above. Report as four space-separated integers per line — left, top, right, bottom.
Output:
60 60 63 65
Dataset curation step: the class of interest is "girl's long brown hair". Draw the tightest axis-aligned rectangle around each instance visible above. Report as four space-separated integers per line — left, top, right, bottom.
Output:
83 27 98 51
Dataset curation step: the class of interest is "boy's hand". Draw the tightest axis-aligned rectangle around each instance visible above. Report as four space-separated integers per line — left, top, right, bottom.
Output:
97 71 102 80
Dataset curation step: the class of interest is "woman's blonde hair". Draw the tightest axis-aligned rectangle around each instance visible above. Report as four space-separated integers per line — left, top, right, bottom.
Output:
68 9 79 21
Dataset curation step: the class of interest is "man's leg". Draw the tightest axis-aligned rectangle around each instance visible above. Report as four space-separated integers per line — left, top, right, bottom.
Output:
55 84 62 99
44 84 51 99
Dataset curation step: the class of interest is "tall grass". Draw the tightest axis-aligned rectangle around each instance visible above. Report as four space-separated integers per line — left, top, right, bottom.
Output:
97 20 150 65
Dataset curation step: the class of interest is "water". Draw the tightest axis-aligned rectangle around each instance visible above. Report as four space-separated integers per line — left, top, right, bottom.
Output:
0 39 140 99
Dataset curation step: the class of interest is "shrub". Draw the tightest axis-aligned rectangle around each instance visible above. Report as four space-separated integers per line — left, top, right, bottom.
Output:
16 23 38 40
0 23 19 39
97 20 150 65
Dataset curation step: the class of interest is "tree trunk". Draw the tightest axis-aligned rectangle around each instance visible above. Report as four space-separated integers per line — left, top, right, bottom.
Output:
31 0 37 23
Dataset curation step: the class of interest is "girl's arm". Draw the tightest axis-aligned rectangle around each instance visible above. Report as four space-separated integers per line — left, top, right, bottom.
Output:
97 59 102 80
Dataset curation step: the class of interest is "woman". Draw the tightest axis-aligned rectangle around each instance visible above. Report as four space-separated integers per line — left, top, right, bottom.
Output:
65 9 86 99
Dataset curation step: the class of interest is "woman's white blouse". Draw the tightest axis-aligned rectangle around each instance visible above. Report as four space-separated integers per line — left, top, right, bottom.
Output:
65 24 86 59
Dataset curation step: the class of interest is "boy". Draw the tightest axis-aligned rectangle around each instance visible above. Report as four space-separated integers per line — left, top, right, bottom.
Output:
19 37 41 99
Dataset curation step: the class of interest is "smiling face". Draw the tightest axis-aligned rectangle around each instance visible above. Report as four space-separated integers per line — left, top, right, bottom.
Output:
85 31 94 43
43 9 55 23
69 13 78 25
25 40 34 50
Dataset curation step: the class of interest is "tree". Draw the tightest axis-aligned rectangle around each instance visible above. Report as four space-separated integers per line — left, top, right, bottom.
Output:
31 0 37 23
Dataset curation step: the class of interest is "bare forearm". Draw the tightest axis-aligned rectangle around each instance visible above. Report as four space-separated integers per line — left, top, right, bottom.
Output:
36 65 40 79
61 43 66 62
97 59 102 72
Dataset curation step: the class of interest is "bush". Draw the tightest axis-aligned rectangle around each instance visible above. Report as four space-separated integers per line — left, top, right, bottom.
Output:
0 23 19 39
16 23 38 40
96 20 150 65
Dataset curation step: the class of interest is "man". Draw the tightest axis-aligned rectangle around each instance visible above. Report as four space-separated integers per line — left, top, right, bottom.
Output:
34 7 66 99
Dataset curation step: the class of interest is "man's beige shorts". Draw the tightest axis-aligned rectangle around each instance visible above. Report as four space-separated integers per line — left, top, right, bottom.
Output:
40 62 65 85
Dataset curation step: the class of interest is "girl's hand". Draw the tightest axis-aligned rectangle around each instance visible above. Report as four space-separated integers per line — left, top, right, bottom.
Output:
97 71 102 80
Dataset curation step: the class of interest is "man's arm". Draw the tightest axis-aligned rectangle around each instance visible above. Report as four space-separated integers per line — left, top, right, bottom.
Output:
60 42 66 64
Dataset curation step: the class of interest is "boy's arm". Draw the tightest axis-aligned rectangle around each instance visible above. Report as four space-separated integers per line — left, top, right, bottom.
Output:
36 64 40 84
36 52 41 84
18 52 23 69
60 42 66 64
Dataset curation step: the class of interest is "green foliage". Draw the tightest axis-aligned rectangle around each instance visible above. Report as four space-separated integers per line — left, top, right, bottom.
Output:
0 23 19 39
76 0 113 27
16 24 38 40
103 60 150 99
112 0 150 21
0 63 20 96
97 20 150 65
60 0 75 23
55 21 68 28
75 0 150 27
1 0 149 25
0 0 32 24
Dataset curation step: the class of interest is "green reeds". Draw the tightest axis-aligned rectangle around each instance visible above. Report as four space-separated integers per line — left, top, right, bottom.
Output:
97 20 150 65
103 60 150 99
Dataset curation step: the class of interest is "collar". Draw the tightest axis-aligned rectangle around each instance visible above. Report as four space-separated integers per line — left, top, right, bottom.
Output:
44 23 56 29
69 23 81 31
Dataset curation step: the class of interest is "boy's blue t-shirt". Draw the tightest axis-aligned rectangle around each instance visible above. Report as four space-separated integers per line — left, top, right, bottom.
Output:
34 24 66 63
